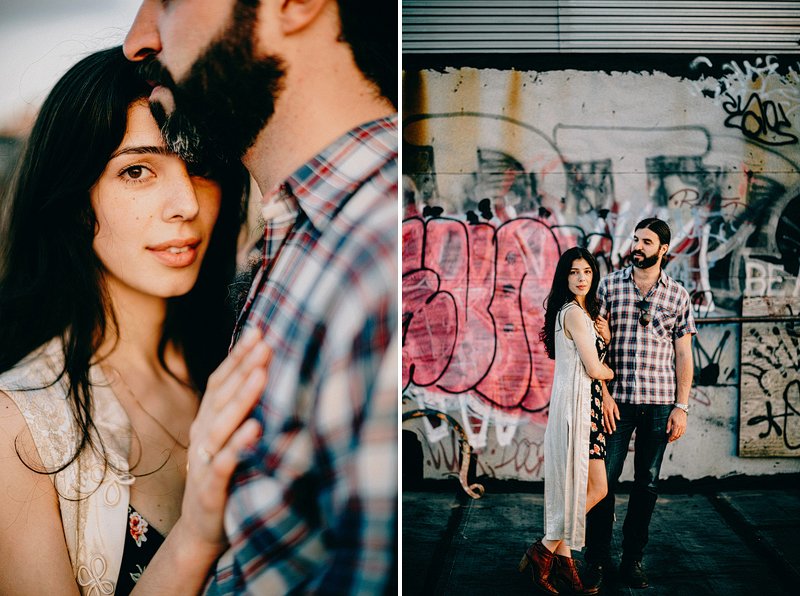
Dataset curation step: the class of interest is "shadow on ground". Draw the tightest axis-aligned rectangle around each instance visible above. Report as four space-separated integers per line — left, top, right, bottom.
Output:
403 480 800 595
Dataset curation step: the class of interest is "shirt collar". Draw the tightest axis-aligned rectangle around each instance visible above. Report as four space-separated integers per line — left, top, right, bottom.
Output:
622 265 668 287
260 114 397 233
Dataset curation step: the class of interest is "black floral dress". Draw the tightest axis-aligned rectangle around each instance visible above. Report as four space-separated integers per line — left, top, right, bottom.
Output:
115 505 165 594
589 336 607 460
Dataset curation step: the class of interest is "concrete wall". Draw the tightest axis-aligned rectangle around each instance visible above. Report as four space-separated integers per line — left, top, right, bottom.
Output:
402 55 800 481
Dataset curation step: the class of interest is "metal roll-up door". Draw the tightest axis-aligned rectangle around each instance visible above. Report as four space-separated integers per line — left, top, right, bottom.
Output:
402 0 800 53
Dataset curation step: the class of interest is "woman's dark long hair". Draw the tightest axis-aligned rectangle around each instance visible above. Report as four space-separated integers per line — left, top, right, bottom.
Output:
0 47 248 473
539 247 601 360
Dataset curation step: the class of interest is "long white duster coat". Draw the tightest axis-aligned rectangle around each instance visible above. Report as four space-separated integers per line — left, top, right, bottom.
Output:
543 302 597 549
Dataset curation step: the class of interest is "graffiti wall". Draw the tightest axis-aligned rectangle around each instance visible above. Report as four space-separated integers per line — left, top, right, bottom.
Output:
740 297 800 456
402 56 800 481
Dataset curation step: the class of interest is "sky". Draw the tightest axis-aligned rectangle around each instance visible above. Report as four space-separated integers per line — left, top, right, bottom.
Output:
0 0 140 131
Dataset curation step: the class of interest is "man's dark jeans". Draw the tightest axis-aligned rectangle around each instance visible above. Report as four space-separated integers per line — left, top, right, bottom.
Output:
585 403 672 564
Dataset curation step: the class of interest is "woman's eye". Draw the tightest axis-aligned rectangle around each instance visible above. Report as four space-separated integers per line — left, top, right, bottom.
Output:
120 165 153 182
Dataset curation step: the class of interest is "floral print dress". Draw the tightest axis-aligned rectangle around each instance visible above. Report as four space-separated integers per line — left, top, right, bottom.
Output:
115 506 165 594
589 336 608 460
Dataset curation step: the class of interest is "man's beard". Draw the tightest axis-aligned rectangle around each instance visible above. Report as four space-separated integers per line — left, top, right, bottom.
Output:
632 250 661 269
141 1 285 165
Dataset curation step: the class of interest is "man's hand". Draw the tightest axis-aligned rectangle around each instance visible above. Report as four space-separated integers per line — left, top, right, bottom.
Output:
601 382 619 434
666 407 687 442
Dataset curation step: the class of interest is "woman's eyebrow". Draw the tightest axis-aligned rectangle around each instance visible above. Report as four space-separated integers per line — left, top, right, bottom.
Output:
110 145 173 159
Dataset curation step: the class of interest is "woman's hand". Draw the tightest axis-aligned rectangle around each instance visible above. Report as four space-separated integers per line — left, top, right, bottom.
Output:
177 327 270 554
130 328 270 594
595 315 611 344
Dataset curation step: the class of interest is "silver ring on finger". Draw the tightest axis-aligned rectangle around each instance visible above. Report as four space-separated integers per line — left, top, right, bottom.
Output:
197 445 215 465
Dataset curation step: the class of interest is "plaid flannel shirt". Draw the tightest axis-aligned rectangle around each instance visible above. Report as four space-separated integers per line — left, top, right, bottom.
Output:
207 115 398 595
598 266 696 405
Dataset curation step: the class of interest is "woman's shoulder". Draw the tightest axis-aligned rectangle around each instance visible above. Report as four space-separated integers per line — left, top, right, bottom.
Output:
0 339 75 463
560 301 589 320
0 388 30 440
556 301 577 326
0 388 48 473
562 303 595 338
0 338 65 392
559 301 580 314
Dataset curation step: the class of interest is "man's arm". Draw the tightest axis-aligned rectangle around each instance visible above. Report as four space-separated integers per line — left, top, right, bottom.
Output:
597 276 608 319
667 333 693 442
601 380 619 434
313 332 398 594
596 276 619 433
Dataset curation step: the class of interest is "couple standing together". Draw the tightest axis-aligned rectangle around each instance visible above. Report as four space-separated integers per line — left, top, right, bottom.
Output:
521 218 696 594
0 1 396 594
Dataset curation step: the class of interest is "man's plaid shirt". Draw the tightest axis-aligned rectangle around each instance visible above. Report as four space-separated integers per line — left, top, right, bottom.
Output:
207 116 398 595
598 266 696 405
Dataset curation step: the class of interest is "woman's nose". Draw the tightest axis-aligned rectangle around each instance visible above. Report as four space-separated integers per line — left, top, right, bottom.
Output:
163 171 200 222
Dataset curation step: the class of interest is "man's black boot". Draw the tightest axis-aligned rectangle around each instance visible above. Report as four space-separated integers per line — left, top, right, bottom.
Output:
620 559 648 589
584 558 616 591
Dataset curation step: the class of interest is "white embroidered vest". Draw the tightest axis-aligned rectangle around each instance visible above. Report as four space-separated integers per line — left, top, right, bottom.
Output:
0 339 132 595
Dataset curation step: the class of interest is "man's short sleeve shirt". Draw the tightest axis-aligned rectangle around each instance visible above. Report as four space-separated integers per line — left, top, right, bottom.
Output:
601 266 696 405
208 115 398 595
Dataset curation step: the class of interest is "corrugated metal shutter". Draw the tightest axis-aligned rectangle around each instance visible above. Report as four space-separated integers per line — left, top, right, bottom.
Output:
403 0 800 53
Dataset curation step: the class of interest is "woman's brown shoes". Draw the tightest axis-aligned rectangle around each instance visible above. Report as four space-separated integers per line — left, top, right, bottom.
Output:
518 540 559 595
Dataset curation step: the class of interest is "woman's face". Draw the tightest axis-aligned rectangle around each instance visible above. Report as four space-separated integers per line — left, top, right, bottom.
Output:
567 258 593 298
91 100 222 299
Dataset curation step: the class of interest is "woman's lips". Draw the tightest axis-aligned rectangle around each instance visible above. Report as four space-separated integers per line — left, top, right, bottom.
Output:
147 238 200 268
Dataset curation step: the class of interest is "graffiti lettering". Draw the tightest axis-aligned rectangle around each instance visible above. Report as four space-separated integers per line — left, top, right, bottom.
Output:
402 215 561 420
746 380 800 450
740 301 800 456
722 92 798 146
693 56 800 119
494 437 545 477
745 260 800 298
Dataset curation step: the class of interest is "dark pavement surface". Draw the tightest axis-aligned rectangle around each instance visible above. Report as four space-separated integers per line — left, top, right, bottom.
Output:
402 479 800 595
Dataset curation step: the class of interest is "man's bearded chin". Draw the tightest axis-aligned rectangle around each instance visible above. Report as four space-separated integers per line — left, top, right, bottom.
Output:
632 251 661 269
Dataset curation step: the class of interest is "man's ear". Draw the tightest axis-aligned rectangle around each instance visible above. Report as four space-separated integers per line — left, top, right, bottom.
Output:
278 0 330 35
660 243 669 257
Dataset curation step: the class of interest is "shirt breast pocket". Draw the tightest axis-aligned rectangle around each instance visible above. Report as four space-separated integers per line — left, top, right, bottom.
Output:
650 307 677 340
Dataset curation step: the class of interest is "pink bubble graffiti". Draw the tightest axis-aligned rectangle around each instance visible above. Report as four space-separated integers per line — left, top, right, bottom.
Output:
403 215 561 423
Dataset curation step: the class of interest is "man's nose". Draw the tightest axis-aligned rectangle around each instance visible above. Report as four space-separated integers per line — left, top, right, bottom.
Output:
123 1 162 62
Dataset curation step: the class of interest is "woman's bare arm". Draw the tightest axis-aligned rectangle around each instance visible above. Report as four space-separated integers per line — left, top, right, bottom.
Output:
564 308 614 381
0 392 80 595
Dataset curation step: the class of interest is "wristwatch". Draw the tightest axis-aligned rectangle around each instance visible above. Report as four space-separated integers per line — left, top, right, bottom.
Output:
673 403 689 414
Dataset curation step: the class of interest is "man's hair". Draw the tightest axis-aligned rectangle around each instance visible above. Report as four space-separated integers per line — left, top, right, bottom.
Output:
336 0 397 107
635 217 671 246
